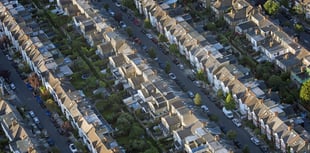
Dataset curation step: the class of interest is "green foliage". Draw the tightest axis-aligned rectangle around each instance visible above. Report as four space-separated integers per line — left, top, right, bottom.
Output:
165 62 171 74
148 47 156 59
158 34 168 42
294 23 304 32
126 27 133 37
209 114 219 122
103 3 109 11
279 0 289 8
217 90 224 99
144 19 152 29
242 145 250 153
196 70 206 81
263 0 280 15
144 147 159 153
169 44 178 54
194 93 202 106
204 22 216 31
300 80 310 103
267 75 283 90
129 123 145 138
224 93 235 110
293 4 304 15
227 130 237 140
116 112 135 135
121 0 136 10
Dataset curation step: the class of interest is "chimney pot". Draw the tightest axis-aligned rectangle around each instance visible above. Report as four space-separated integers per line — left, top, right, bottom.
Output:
274 111 279 117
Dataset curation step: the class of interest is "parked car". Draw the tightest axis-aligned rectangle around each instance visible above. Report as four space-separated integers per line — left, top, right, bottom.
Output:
119 21 126 28
69 143 78 153
146 33 153 39
187 91 195 98
201 105 209 112
168 73 176 80
251 137 260 146
33 117 40 124
222 107 233 119
28 111 36 118
6 54 12 61
10 83 16 90
232 118 242 127
115 2 121 7
47 137 55 146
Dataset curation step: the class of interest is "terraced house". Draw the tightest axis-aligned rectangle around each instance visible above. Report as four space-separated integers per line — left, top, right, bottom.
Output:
0 1 121 152
134 0 310 152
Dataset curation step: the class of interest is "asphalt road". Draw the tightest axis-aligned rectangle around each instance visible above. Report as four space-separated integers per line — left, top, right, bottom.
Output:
0 51 71 153
99 1 263 152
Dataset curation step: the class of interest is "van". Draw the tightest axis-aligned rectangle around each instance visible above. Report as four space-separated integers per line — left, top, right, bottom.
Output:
222 107 233 119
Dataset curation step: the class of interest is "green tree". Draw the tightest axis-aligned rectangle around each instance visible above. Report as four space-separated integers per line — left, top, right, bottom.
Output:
263 0 280 15
196 70 206 81
126 27 133 37
121 0 135 10
293 4 304 15
224 93 235 110
267 75 283 90
144 19 152 29
129 123 145 138
203 22 216 31
116 112 134 135
144 147 159 153
169 44 178 54
242 145 250 153
148 48 156 59
158 34 168 42
294 23 304 33
300 80 310 103
279 0 289 8
194 93 202 106
165 62 171 73
103 3 109 11
227 130 237 140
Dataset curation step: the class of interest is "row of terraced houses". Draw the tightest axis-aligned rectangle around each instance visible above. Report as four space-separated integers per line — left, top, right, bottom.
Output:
0 0 122 152
132 0 310 152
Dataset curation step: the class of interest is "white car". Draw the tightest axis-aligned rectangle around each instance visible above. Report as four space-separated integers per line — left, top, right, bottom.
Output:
6 54 12 61
168 73 176 80
146 33 153 39
232 118 242 127
177 64 184 70
251 137 260 146
119 21 127 28
115 2 121 7
222 107 233 119
187 91 195 98
10 83 16 90
33 117 40 124
28 111 36 118
69 143 78 153
108 9 115 16
201 105 209 112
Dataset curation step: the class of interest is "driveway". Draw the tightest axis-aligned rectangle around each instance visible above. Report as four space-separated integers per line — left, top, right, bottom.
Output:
0 51 71 153
98 1 263 152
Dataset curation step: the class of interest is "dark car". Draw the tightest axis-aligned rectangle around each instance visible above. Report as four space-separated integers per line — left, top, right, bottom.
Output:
46 137 55 146
233 140 242 148
187 74 196 81
173 58 180 65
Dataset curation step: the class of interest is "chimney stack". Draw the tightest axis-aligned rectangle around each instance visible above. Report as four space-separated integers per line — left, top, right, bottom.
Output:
255 29 259 35
284 54 289 60
214 135 220 141
274 111 278 117
269 41 273 47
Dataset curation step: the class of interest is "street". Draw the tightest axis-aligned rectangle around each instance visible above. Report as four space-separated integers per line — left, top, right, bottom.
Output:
0 51 71 153
99 1 263 152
